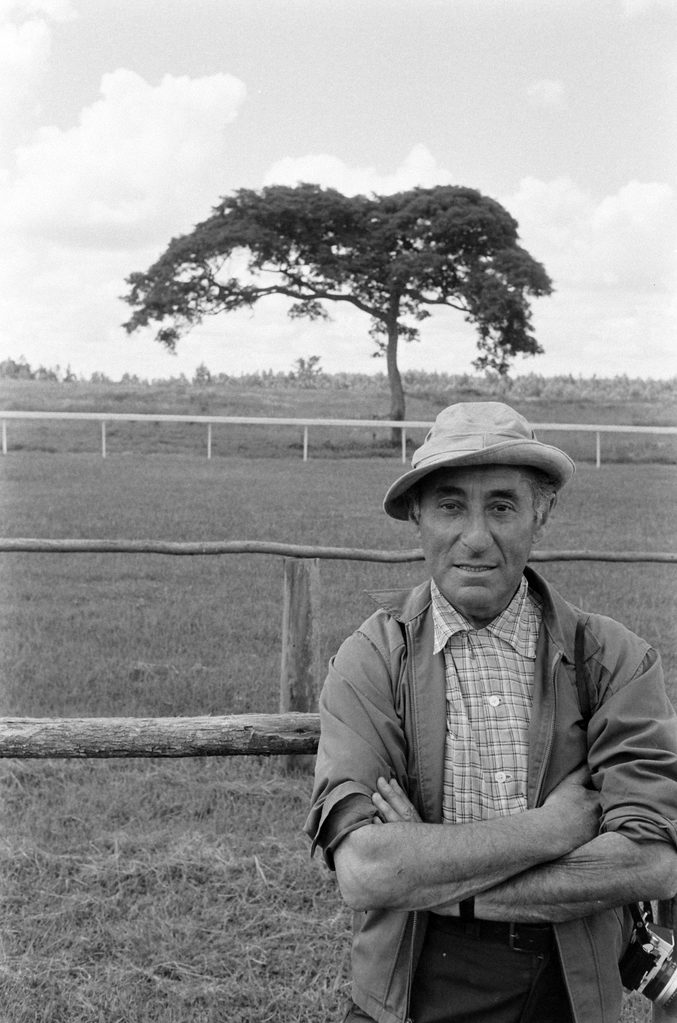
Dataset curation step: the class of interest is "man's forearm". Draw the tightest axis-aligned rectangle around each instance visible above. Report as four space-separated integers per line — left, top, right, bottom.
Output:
475 834 677 923
333 802 594 913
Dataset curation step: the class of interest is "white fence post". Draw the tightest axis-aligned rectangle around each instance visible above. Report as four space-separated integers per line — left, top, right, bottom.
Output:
401 428 407 464
101 422 107 459
303 426 309 462
1 420 6 455
207 423 212 460
596 432 601 469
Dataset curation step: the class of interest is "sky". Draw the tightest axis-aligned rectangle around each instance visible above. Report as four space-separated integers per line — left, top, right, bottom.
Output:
0 0 675 382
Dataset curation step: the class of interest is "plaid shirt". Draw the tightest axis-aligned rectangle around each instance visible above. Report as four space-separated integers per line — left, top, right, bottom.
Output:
431 576 543 825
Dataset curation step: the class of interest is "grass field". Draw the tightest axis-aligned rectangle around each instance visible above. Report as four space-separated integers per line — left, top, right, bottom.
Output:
1 382 675 1022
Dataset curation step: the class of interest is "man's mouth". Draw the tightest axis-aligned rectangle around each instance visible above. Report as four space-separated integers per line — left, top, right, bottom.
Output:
455 564 495 573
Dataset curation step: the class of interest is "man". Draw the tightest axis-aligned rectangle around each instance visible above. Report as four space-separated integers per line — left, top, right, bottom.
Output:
305 401 677 1023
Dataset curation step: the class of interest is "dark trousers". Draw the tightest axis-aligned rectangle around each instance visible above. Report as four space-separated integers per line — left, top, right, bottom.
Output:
343 915 574 1023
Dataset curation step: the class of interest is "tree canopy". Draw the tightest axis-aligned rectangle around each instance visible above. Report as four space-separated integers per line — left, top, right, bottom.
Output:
122 183 553 424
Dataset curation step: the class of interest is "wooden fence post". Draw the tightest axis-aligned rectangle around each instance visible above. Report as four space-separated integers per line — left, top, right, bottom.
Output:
280 557 322 771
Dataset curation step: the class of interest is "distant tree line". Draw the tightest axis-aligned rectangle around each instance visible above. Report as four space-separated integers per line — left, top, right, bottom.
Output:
0 356 79 382
1 355 674 403
0 355 324 387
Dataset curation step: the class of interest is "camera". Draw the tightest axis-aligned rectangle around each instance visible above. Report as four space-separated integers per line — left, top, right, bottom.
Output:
619 909 677 1013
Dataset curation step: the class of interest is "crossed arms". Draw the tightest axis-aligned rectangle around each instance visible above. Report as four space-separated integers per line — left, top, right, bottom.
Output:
317 607 677 925
333 774 677 923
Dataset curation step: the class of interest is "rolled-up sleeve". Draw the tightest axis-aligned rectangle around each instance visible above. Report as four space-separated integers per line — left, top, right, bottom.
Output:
304 619 410 868
589 642 677 848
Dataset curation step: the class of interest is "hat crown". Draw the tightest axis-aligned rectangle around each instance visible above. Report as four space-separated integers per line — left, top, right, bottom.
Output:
413 401 535 468
382 400 575 520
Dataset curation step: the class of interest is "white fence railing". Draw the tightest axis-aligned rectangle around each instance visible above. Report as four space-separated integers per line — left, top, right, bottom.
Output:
1 411 676 466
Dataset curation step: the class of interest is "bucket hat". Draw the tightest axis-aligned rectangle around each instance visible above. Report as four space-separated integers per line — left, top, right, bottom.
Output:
383 401 575 520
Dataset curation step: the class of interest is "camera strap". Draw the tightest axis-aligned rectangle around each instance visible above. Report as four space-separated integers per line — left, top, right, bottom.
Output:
573 619 655 940
573 617 593 722
629 901 655 943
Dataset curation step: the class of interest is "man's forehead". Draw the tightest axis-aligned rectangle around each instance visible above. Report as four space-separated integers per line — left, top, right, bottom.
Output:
421 464 533 494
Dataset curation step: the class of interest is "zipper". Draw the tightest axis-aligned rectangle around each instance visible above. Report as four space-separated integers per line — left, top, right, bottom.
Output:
534 650 585 1019
403 910 417 1023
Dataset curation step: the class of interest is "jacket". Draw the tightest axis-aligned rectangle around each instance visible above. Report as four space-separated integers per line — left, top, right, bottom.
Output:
305 567 677 1023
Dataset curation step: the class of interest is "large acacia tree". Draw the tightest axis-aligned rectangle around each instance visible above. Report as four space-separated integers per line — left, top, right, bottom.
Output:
122 183 552 424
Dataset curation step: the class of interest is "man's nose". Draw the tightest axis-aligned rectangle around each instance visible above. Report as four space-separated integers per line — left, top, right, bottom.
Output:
460 513 492 553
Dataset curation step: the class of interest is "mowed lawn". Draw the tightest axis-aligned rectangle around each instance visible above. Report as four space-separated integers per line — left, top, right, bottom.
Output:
0 452 675 1022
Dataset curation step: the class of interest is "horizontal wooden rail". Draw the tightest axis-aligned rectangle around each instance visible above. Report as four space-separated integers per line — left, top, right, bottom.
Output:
0 713 320 759
0 538 675 562
0 537 423 560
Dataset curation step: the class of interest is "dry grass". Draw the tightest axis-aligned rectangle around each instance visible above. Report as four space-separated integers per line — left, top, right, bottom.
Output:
0 759 352 1022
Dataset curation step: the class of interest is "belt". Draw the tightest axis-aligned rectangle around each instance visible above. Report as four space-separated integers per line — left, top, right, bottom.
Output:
428 913 554 954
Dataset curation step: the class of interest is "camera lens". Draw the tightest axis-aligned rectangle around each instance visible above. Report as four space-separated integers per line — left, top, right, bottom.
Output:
645 959 677 1012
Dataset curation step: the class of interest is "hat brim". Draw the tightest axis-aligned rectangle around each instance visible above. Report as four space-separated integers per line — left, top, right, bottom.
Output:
383 439 575 520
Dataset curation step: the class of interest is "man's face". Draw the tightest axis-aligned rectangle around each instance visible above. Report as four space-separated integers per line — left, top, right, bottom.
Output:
415 465 552 628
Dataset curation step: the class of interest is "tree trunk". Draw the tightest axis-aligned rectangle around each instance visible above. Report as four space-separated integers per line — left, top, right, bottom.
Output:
386 317 405 445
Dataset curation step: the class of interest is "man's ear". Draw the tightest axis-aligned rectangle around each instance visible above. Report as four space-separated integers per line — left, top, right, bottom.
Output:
533 493 558 544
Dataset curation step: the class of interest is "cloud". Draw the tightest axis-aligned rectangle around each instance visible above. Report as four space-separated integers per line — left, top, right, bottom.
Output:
0 0 75 19
503 176 676 292
0 16 50 144
0 63 247 378
264 144 456 196
526 79 567 109
0 0 77 145
620 0 674 16
500 175 677 378
0 68 247 248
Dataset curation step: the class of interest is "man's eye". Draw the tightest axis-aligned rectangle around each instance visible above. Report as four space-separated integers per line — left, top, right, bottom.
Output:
492 503 514 514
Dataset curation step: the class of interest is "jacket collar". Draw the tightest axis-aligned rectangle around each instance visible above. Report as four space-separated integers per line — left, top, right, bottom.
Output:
368 565 600 667
367 578 432 624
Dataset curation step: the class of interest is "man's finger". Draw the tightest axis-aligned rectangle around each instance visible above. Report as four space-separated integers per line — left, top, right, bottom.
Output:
373 778 422 822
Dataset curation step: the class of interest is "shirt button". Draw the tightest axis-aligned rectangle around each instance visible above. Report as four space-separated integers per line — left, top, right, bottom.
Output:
488 695 501 707
495 771 509 783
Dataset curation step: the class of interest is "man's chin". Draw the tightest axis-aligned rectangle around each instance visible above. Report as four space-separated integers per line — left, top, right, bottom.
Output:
448 583 509 627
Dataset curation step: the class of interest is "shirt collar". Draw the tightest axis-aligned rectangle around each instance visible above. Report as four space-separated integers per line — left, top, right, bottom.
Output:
431 576 540 658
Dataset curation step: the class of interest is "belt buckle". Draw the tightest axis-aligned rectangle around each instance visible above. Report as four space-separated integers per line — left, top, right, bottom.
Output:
508 922 532 953
508 922 550 955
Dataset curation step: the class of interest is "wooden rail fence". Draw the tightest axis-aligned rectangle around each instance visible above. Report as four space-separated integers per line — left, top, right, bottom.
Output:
3 540 677 1019
1 538 675 759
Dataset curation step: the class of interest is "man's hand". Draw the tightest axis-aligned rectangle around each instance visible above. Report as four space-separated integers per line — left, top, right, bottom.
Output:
372 777 422 823
541 765 601 852
372 767 600 864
